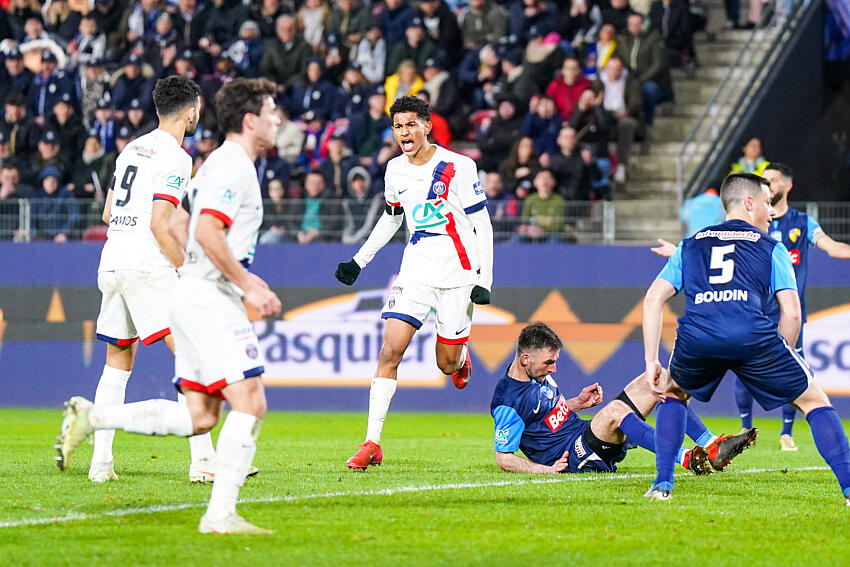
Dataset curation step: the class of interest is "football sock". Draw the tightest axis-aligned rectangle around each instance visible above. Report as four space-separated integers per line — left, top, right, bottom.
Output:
654 397 687 487
734 378 754 429
807 406 850 493
365 377 397 444
91 365 131 464
90 399 193 437
685 405 717 447
206 411 259 521
456 343 468 371
781 404 796 436
179 392 216 462
619 412 654 452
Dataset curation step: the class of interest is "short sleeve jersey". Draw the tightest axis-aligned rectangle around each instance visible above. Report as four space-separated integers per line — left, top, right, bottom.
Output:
490 373 584 467
766 208 823 321
657 219 798 352
384 145 488 288
98 129 191 272
180 141 263 283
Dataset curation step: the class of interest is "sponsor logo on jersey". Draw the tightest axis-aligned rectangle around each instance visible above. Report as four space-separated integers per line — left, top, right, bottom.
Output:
789 249 801 265
166 175 185 191
695 230 760 242
217 187 235 203
789 228 801 243
544 395 571 432
411 202 448 230
473 181 484 195
694 289 749 304
495 428 509 444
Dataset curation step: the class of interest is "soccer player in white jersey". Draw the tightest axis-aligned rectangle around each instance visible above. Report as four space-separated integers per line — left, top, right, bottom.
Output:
334 95 494 470
56 78 282 534
86 75 219 483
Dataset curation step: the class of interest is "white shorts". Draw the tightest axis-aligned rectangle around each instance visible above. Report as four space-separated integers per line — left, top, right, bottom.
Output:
171 276 265 398
381 276 474 344
96 269 176 346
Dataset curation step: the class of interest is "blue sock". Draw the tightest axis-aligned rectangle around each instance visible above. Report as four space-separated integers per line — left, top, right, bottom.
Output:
620 412 655 452
734 378 753 429
781 404 796 436
685 404 714 447
807 406 850 494
654 397 687 487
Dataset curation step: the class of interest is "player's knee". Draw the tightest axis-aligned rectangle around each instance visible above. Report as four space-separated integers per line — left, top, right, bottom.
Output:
597 401 630 431
192 412 219 435
435 353 456 375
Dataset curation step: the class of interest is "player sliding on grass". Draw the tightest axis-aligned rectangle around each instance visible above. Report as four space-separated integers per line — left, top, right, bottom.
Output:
491 322 756 475
643 173 850 503
334 95 494 470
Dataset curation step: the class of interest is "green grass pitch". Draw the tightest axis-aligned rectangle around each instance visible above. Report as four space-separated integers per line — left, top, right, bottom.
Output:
1 408 848 566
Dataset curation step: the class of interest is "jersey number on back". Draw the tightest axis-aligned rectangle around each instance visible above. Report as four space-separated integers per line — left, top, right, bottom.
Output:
115 164 138 207
708 244 735 284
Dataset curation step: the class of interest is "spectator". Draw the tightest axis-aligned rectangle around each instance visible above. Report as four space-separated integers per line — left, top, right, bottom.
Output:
125 98 156 137
191 128 219 171
288 57 338 120
0 164 32 240
457 42 502 110
420 57 462 135
569 84 614 160
328 0 369 52
599 54 641 181
274 106 306 165
321 32 348 85
255 148 291 197
300 111 335 170
523 24 566 93
92 0 124 55
583 23 617 79
8 0 40 40
70 128 114 202
500 135 541 196
384 60 423 113
173 0 210 49
319 132 358 197
2 92 39 158
27 129 70 185
20 14 52 44
259 14 311 91
201 0 251 47
222 20 264 78
494 48 538 110
296 0 329 51
91 96 117 153
520 95 561 158
477 96 522 174
648 0 693 69
146 12 183 70
508 0 559 45
0 47 32 102
47 94 85 165
27 50 76 123
460 0 508 50
367 127 401 195
601 0 633 33
355 22 387 84
550 125 597 200
338 64 372 118
385 17 437 76
67 15 107 66
259 178 288 244
198 54 236 128
289 170 344 243
0 131 15 170
113 123 135 154
559 0 603 46
111 54 154 114
680 187 724 236
515 169 568 243
118 0 162 47
416 0 462 63
617 12 669 127
413 89 451 147
341 166 382 244
76 57 110 127
546 56 592 121
729 137 770 175
484 170 519 239
30 166 78 242
347 87 391 161
377 0 414 48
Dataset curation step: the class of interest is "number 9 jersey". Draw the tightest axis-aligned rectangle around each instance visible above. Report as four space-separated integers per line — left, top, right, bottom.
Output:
98 129 192 273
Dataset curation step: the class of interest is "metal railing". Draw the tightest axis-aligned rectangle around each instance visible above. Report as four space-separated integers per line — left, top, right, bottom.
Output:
675 0 814 208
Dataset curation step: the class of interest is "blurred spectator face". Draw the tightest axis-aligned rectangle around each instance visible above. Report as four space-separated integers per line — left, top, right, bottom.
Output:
557 126 577 153
338 0 353 10
261 0 278 13
533 170 555 198
5 55 23 75
52 100 74 123
215 56 234 74
743 137 762 160
38 140 60 159
41 56 57 76
517 137 534 162
350 174 367 196
0 167 19 189
423 64 440 81
155 14 172 35
128 107 145 125
25 17 44 39
419 0 438 16
577 88 596 109
480 45 499 67
366 25 382 42
141 0 158 11
307 60 322 82
5 101 25 121
174 58 194 76
84 136 102 155
84 63 103 80
125 62 140 79
599 24 615 43
305 0 321 8
497 99 515 119
604 57 624 81
304 172 325 197
468 0 484 10
405 23 424 44
536 97 555 119
398 62 417 84
179 0 197 13
328 136 344 160
627 13 643 36
276 15 296 43
42 174 60 194
342 67 363 86
611 0 627 8
268 179 285 201
485 172 503 197
94 106 112 123
368 92 387 114
79 16 97 36
561 58 581 83
385 0 402 10
0 139 9 159
115 136 131 153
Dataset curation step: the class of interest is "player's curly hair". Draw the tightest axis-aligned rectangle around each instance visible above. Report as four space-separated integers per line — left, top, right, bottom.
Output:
517 322 563 354
152 75 201 118
388 95 431 122
215 77 277 135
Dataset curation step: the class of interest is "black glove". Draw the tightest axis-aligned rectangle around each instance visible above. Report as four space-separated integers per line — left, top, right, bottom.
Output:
335 259 361 285
470 285 491 305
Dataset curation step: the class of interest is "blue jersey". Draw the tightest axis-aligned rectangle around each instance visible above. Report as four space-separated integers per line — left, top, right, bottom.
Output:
767 208 822 321
658 219 798 355
491 374 584 467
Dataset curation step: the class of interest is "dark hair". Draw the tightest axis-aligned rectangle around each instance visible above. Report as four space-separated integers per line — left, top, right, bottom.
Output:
517 322 563 354
152 75 201 118
765 162 793 181
388 95 431 122
215 77 277 135
720 172 769 211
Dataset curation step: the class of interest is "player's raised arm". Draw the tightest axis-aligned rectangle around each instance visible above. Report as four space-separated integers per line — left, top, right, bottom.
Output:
814 233 850 259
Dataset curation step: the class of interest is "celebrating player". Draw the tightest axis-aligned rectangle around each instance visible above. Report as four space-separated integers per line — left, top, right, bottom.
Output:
492 322 755 475
334 95 494 470
85 75 217 483
643 173 850 502
56 78 283 534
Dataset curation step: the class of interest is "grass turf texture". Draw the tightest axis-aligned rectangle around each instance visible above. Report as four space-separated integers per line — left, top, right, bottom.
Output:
1 409 847 566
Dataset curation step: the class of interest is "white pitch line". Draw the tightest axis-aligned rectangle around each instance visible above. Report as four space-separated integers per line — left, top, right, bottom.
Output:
0 466 830 529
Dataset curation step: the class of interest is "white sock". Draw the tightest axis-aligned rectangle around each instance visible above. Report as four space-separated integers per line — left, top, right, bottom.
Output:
90 399 193 437
91 365 131 465
456 344 468 371
365 377 397 444
178 393 216 463
205 411 260 521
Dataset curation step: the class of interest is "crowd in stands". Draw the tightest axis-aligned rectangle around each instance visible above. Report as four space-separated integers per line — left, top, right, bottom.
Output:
0 0 706 243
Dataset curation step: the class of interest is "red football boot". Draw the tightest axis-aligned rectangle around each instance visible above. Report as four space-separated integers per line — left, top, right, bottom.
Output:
346 441 383 470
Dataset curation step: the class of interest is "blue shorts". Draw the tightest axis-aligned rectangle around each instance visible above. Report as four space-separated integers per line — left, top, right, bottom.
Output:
559 420 626 474
670 334 812 411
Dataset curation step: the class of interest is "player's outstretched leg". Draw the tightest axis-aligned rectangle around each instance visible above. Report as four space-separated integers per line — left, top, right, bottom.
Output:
704 427 758 471
780 404 798 451
618 412 710 475
89 365 131 482
734 378 754 435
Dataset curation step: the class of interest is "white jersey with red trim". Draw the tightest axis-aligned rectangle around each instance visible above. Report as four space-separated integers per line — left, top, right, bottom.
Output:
384 145 487 288
98 129 191 273
180 140 263 285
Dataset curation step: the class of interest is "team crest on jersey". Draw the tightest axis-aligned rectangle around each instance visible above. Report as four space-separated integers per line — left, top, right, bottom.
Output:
245 344 259 359
411 202 448 230
789 228 801 243
473 181 484 195
217 187 235 203
388 297 395 309
432 181 447 196
495 428 509 444
770 230 782 241
539 385 554 400
166 175 185 190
